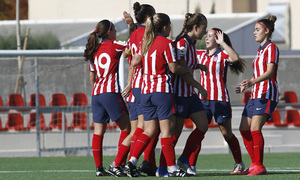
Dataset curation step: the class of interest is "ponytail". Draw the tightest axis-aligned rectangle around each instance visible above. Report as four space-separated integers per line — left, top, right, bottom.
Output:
142 13 170 56
175 13 207 42
142 16 156 56
83 20 112 61
175 13 192 42
84 31 99 61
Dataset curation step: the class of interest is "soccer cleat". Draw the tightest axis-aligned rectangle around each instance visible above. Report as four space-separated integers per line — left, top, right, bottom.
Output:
168 168 188 177
247 165 267 176
240 164 256 175
138 160 156 176
177 155 196 176
96 167 110 176
107 165 124 177
230 161 245 174
125 161 139 177
156 166 168 177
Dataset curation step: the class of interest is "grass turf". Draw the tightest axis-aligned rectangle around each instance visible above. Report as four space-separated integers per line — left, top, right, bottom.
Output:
0 153 299 179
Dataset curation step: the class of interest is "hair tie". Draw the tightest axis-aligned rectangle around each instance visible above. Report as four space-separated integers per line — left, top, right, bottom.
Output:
257 22 272 32
94 30 98 33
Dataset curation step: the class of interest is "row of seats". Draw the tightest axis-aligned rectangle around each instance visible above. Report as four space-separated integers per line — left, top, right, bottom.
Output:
1 91 299 131
0 93 92 131
0 112 119 132
0 93 88 111
268 109 300 127
241 90 299 104
183 90 300 129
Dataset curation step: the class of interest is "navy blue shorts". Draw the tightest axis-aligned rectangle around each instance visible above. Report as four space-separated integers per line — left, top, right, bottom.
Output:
141 92 176 121
242 98 278 120
132 88 143 116
92 93 129 123
127 102 138 121
202 100 232 124
176 94 204 119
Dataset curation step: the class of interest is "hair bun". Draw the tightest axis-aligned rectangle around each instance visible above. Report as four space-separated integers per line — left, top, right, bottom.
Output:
133 2 141 12
268 15 277 24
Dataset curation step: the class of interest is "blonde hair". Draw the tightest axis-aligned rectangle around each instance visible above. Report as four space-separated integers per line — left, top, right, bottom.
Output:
142 13 170 56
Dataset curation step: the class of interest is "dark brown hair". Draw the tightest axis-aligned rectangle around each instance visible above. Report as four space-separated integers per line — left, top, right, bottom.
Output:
133 2 155 24
83 20 113 61
212 28 245 75
175 13 207 41
257 15 277 39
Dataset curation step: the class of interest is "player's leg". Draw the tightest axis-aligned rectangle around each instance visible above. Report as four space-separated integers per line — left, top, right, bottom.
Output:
91 94 111 176
126 119 158 177
247 114 268 176
218 119 244 174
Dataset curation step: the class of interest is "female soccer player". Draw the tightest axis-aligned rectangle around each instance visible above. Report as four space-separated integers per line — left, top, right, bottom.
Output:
125 13 205 178
156 12 209 177
84 19 132 177
237 15 279 176
122 2 158 176
196 28 245 174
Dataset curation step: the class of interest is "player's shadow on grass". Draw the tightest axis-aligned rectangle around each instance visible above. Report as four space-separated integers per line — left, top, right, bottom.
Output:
267 171 300 175
197 171 235 177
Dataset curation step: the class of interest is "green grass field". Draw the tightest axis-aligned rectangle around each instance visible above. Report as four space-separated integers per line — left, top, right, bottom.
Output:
0 153 299 180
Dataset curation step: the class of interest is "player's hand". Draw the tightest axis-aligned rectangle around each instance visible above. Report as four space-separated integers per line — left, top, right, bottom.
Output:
122 11 133 25
215 30 224 45
198 64 208 75
122 84 131 98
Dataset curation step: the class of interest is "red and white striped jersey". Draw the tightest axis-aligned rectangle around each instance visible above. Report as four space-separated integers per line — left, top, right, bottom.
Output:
197 48 230 102
141 34 177 94
174 34 198 97
126 26 145 88
251 41 279 101
90 39 126 95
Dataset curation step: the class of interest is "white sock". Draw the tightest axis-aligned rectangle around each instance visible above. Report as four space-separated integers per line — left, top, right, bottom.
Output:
168 165 178 172
129 157 138 166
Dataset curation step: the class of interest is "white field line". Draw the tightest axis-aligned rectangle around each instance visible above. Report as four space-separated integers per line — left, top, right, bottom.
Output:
1 168 300 173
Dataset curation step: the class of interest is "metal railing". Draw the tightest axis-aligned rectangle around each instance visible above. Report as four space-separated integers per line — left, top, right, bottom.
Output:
0 50 91 157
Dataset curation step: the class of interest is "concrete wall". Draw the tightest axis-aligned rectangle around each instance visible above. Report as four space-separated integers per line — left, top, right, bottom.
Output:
28 0 233 20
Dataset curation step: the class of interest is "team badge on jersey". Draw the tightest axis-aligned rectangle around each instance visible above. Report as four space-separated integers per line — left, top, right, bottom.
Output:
213 56 218 62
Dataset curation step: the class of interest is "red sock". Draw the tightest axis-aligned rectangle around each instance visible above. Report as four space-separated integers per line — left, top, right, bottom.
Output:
114 144 130 166
92 134 103 167
118 130 130 164
161 137 176 166
119 130 130 147
129 128 144 160
226 134 242 163
251 130 264 166
182 128 205 158
144 130 160 169
131 133 151 160
159 134 178 167
189 143 201 166
240 130 254 164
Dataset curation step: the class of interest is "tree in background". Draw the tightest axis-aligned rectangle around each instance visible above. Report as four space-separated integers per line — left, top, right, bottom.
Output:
0 0 28 20
0 32 61 49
